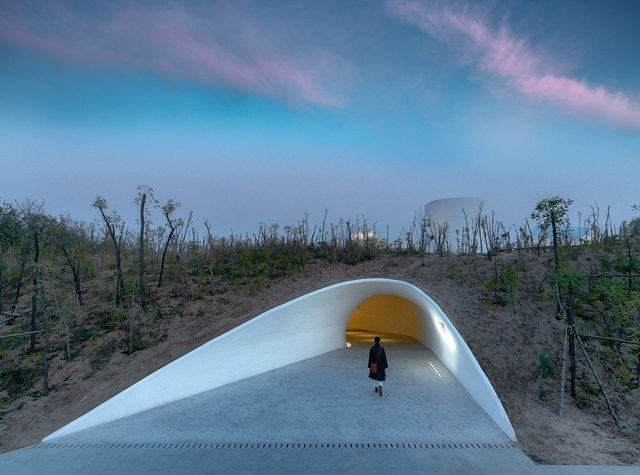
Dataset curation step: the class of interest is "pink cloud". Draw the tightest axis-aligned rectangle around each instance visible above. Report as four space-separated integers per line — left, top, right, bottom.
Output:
0 3 342 107
388 0 640 131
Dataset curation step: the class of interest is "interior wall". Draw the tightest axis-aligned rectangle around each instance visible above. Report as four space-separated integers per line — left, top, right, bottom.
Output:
347 294 424 341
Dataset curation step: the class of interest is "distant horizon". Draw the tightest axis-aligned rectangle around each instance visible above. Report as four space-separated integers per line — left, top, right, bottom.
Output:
1 192 636 242
2 1 639 237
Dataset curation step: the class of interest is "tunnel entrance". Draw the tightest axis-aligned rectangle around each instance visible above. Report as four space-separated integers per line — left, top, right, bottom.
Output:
46 279 515 442
345 294 425 345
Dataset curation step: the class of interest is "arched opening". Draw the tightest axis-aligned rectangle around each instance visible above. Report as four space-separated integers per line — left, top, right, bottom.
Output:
346 294 426 345
46 279 515 442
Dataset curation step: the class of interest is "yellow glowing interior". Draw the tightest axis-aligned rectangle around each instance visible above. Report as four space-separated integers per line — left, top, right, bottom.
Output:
346 294 423 342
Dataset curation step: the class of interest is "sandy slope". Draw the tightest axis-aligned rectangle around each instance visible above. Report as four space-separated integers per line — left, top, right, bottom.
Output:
1 253 638 464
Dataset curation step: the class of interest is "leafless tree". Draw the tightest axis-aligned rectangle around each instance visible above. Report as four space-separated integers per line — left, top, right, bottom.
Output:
29 230 39 352
177 211 193 256
157 199 182 288
471 203 485 255
136 185 154 309
17 199 46 351
55 215 84 305
37 274 50 394
11 248 27 312
60 237 83 306
416 209 430 263
92 196 125 306
433 221 450 257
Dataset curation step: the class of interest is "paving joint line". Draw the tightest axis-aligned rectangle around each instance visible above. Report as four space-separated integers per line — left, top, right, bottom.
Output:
33 441 517 450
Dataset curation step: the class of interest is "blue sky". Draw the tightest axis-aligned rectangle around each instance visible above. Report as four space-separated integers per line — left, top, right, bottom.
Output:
1 0 639 236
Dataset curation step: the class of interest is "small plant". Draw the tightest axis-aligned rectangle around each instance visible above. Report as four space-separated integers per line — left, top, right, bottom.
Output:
536 351 555 379
535 346 555 400
73 327 99 342
120 332 146 354
100 305 127 331
485 261 518 310
142 304 163 320
0 365 38 405
0 335 27 351
499 262 518 313
574 392 591 409
585 384 601 396
89 339 118 371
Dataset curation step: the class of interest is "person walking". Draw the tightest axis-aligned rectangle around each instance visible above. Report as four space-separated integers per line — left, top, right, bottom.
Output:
368 336 388 396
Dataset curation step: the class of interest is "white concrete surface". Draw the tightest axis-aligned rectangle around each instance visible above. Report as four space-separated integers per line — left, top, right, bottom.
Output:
6 445 638 475
45 278 515 441
45 337 509 445
3 338 636 474
0 446 541 475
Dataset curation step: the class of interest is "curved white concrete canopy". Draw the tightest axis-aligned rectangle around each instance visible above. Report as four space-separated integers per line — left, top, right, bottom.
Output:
45 279 515 441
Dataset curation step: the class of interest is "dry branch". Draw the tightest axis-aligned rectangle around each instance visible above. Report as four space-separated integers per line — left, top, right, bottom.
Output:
0 329 45 340
574 330 619 426
0 310 30 325
558 318 569 417
578 333 640 346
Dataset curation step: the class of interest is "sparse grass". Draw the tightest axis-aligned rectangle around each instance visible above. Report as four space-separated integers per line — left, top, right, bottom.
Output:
574 392 591 409
1 198 640 463
0 365 39 407
89 339 118 371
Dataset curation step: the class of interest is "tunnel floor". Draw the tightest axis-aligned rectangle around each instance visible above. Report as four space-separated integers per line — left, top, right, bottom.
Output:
45 331 508 445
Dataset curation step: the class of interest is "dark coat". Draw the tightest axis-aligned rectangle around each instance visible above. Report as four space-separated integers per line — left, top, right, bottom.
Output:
368 344 388 381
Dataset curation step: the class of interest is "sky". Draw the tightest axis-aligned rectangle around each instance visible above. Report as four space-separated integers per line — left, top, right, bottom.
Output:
1 0 639 237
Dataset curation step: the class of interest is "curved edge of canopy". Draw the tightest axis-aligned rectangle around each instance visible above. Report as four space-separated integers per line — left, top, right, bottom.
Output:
45 278 515 441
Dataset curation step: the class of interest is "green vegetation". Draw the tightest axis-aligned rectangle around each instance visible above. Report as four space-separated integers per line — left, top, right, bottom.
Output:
535 345 555 400
485 261 518 311
1 192 640 430
530 196 573 268
0 364 39 405
574 392 591 409
536 346 556 380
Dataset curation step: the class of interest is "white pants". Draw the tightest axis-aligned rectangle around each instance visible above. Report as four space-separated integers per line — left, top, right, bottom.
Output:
374 381 383 388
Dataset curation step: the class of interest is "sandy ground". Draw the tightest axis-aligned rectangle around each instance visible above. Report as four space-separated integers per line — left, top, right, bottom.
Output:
1 253 639 465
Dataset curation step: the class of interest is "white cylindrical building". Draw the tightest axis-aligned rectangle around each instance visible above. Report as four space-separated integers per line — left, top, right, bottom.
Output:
425 197 488 253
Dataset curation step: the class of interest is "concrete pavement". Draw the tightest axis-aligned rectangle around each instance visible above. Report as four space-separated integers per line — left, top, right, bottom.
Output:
1 333 637 473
